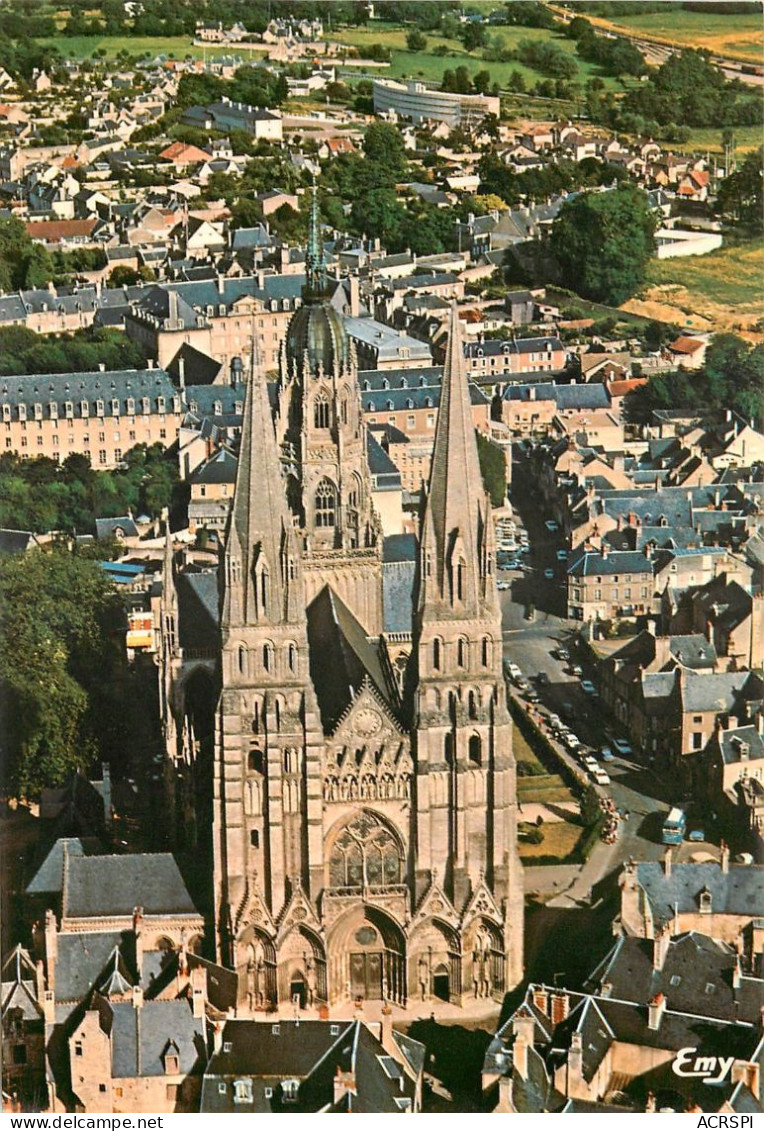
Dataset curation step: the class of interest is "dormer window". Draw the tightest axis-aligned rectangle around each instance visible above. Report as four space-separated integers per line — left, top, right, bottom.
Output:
126 398 135 415
18 405 27 422
233 1078 253 1105
65 401 74 418
141 397 150 414
157 396 166 413
281 1079 299 1104
162 1044 180 1075
382 378 389 390
96 399 105 417
111 399 120 416
2 404 10 422
699 888 712 913
49 402 58 419
213 401 222 416
34 403 43 420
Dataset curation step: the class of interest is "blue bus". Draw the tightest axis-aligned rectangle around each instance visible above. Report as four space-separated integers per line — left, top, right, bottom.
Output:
662 808 686 845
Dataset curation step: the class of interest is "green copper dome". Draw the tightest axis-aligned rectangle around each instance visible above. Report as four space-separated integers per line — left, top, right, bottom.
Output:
285 300 350 379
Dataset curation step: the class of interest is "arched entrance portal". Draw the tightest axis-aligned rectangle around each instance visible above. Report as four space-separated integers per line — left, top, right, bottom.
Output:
327 905 406 1005
236 928 277 1011
277 925 327 1008
432 964 450 1002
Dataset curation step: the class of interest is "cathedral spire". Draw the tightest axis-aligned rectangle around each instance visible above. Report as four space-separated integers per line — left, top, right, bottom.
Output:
304 178 327 302
419 302 495 616
222 325 301 628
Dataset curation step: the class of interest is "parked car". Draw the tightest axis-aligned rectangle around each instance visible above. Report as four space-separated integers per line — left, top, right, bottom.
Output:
497 580 511 591
593 768 611 786
600 746 615 763
563 733 580 751
581 680 597 695
556 549 568 561
584 756 599 772
536 672 551 687
547 714 562 732
612 738 633 757
545 519 559 532
556 647 570 662
570 664 583 677
688 829 705 843
505 661 522 681
543 568 555 580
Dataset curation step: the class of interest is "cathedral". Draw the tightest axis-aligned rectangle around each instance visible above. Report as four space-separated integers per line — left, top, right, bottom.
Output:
168 202 524 1012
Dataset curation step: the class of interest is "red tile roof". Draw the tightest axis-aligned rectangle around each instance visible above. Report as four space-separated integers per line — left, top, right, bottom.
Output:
159 141 211 164
24 218 97 243
669 336 705 354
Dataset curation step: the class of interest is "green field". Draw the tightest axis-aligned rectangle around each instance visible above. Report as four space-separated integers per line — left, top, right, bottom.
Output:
333 22 634 94
669 126 763 157
518 818 585 859
587 8 764 63
38 34 268 61
625 238 764 336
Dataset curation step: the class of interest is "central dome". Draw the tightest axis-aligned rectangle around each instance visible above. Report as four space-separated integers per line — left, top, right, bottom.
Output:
285 300 350 380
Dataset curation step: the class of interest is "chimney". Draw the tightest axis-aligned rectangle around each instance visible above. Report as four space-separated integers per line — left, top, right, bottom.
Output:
333 1068 357 1105
531 987 549 1015
178 356 185 390
217 274 225 296
720 840 730 873
646 1093 657 1114
601 542 609 560
132 984 144 1010
732 955 742 990
133 905 144 977
191 964 207 1019
757 711 764 737
44 910 57 989
380 1002 395 1055
35 960 46 1006
168 288 179 327
663 846 673 877
98 361 106 372
349 274 360 318
213 1021 223 1054
653 924 670 971
101 762 112 825
550 991 569 1024
648 992 666 1031
568 1030 583 1081
512 1011 535 1080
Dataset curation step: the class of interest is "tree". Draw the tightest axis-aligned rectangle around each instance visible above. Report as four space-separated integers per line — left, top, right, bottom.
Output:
476 431 507 507
406 28 427 52
716 147 763 230
551 187 657 305
461 21 488 52
362 121 407 180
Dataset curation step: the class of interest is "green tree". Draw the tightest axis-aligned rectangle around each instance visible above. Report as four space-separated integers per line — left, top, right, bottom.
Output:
406 28 427 52
551 186 657 305
476 431 507 507
461 21 488 52
362 121 408 179
716 147 763 231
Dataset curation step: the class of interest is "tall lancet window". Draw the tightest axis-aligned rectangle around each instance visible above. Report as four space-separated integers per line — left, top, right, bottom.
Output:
315 478 336 528
457 559 466 601
314 393 329 429
260 568 269 615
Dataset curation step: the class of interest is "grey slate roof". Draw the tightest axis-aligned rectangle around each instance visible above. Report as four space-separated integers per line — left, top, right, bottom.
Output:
466 335 562 359
719 725 764 766
0 369 179 418
63 852 198 919
504 382 609 410
176 570 219 650
190 447 237 485
681 670 762 714
635 860 763 923
567 549 652 578
108 998 206 1079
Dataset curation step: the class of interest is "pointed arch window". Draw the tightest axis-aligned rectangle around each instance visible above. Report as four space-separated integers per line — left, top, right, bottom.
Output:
315 478 336 528
468 690 478 720
287 642 297 673
481 636 491 667
432 637 442 672
237 645 247 675
262 642 274 673
457 637 468 669
469 734 482 764
314 393 329 429
259 568 269 614
457 559 466 601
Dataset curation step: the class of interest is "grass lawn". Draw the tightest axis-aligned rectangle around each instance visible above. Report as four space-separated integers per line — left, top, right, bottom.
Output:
623 238 764 338
332 22 631 94
518 818 585 860
669 126 763 157
583 9 764 63
38 34 268 61
514 724 578 805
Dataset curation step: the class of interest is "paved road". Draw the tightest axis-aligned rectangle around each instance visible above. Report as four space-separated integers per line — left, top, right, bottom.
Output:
499 491 672 905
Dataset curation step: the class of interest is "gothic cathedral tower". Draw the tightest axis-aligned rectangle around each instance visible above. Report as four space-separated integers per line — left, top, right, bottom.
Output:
213 341 325 989
413 304 524 991
278 187 383 635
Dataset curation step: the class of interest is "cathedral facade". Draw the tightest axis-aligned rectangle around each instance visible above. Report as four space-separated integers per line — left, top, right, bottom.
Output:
209 211 524 1012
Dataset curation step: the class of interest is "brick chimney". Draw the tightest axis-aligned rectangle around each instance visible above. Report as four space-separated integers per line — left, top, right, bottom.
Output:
212 1021 223 1054
648 992 666 1031
333 1068 357 1105
568 1030 583 1086
645 1092 657 1113
720 840 730 874
132 984 143 1010
550 991 570 1024
532 987 549 1015
663 846 673 877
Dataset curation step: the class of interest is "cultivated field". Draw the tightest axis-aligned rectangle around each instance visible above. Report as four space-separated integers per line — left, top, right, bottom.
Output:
622 238 764 339
38 34 268 61
584 8 764 64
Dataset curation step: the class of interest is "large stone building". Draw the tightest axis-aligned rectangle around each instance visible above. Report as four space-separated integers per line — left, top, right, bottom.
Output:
166 201 524 1014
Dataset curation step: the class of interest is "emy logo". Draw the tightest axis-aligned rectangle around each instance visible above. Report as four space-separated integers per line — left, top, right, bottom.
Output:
672 1047 735 1086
